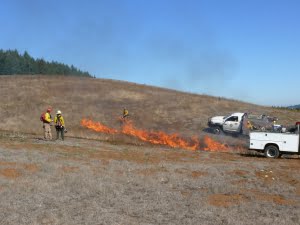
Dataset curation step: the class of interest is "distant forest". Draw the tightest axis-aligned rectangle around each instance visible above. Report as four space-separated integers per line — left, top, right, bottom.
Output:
0 49 93 77
288 104 300 109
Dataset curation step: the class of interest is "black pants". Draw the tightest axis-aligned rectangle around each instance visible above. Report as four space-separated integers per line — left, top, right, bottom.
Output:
56 127 64 140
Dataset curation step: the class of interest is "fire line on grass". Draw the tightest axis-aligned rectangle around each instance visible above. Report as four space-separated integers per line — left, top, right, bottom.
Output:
81 118 234 152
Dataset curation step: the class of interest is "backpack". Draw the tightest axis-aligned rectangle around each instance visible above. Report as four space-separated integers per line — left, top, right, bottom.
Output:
40 112 46 122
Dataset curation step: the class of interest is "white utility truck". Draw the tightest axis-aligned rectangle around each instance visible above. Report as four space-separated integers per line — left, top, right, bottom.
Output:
207 112 246 135
249 122 300 158
207 112 274 135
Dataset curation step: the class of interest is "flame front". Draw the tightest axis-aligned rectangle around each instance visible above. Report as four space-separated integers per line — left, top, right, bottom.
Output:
81 118 199 150
81 118 239 152
121 120 199 151
203 136 229 152
81 118 118 134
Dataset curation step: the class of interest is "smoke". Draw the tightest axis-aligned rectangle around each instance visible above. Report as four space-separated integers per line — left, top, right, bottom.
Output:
145 34 239 94
187 51 238 85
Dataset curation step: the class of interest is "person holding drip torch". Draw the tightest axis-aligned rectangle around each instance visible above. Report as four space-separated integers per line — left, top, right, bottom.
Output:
123 108 129 119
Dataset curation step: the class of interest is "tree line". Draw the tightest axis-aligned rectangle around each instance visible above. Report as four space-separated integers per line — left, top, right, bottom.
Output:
0 49 93 77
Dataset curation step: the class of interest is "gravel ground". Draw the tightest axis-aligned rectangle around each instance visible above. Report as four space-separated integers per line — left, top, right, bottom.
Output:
0 132 299 225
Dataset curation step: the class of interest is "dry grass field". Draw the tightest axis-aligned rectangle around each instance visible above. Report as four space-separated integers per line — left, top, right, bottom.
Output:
1 75 300 138
0 75 299 224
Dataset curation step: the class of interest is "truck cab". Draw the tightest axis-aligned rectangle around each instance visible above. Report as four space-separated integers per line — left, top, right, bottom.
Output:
223 114 241 132
208 112 245 135
249 122 300 158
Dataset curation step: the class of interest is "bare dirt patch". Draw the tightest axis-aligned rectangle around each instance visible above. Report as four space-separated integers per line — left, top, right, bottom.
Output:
191 170 208 178
255 169 277 183
256 194 296 205
23 163 39 173
0 161 17 166
244 189 297 206
208 193 248 207
0 168 22 179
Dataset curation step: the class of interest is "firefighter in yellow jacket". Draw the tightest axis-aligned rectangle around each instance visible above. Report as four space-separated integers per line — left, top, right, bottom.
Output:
123 108 129 119
247 121 253 130
54 110 65 140
43 108 53 140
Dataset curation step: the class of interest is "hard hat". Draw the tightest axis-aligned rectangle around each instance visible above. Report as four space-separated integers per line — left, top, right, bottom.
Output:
56 110 62 115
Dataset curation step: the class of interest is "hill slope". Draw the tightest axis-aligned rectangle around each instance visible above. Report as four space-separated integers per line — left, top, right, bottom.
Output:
1 76 300 225
1 75 299 140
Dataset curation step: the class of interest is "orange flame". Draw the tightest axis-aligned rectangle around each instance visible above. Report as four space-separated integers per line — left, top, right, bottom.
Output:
121 120 199 151
203 136 229 152
81 119 118 134
81 118 199 150
81 118 239 152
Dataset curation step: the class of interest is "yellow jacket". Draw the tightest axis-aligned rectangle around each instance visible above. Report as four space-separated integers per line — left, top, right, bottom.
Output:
44 112 52 123
123 109 129 117
54 116 65 126
247 121 253 130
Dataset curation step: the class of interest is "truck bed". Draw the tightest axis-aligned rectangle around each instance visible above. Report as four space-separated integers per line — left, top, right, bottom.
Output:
250 132 299 153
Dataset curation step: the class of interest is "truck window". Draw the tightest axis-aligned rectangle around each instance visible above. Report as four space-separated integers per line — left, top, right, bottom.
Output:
226 116 238 122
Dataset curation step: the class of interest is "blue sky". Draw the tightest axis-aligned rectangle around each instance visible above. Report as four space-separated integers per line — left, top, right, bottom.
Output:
1 0 299 106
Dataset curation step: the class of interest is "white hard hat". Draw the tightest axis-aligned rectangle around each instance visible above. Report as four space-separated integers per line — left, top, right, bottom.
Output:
56 110 62 115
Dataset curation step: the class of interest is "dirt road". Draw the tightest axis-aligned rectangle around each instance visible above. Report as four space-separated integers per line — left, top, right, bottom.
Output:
0 131 299 225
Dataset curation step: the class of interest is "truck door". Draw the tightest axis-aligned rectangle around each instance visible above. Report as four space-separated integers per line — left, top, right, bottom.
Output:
223 116 240 132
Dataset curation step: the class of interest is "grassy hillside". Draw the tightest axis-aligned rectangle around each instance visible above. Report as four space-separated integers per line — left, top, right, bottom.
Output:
1 76 300 225
1 75 299 140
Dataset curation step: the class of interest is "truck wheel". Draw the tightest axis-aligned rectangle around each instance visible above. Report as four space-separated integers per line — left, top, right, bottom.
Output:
264 145 280 158
213 127 223 135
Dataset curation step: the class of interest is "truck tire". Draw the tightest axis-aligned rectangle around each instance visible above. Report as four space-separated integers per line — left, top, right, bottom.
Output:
264 145 280 158
212 127 223 135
